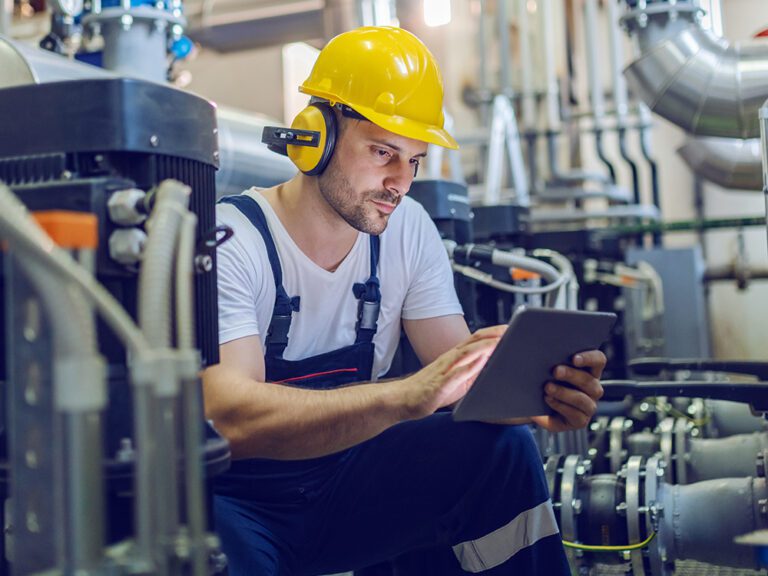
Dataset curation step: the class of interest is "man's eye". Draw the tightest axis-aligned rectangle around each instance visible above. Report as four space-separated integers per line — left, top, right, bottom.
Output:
374 148 392 159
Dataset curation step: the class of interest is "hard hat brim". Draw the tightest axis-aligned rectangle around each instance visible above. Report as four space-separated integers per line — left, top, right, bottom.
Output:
360 105 460 150
301 88 459 150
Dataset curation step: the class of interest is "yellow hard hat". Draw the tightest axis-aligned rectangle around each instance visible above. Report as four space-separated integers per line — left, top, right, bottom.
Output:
299 26 458 150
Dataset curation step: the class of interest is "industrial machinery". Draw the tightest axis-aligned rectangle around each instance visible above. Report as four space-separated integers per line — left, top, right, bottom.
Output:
0 76 231 575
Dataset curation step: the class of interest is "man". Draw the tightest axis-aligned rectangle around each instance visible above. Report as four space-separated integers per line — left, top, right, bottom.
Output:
204 26 605 575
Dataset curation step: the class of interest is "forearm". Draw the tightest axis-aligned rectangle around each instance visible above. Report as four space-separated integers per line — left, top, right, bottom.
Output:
205 370 411 460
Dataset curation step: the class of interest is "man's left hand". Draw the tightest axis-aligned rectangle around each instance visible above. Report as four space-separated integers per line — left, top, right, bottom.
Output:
531 350 606 433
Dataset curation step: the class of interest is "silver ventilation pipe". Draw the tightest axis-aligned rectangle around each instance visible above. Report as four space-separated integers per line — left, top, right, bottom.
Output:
678 137 763 191
622 2 768 140
761 100 768 253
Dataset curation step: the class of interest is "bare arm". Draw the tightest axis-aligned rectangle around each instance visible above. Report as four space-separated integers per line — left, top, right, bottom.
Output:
203 327 505 461
403 314 471 366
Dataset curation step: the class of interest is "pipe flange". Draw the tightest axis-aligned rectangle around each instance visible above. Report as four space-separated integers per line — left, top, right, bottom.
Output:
673 418 689 485
620 3 703 34
560 455 582 564
610 416 631 473
625 456 646 575
545 454 565 501
644 455 668 576
658 418 674 482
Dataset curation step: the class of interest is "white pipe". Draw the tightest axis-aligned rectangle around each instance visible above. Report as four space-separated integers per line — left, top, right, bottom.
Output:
541 0 561 132
517 0 536 130
583 0 605 128
606 0 629 125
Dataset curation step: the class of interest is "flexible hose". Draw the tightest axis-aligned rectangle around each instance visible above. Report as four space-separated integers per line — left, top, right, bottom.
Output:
139 180 190 348
176 212 197 351
0 183 149 354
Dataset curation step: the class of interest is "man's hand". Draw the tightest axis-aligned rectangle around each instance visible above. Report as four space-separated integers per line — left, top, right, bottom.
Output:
531 350 606 432
398 325 507 420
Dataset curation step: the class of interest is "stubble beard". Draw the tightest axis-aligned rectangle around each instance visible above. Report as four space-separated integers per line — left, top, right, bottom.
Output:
317 157 401 236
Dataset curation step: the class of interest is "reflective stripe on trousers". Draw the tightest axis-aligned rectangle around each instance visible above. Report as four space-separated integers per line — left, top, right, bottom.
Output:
452 500 560 572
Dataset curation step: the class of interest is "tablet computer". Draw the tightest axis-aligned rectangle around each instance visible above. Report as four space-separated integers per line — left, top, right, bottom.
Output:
452 306 617 422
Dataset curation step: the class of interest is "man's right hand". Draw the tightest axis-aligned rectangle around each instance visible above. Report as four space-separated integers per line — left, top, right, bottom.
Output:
397 325 507 419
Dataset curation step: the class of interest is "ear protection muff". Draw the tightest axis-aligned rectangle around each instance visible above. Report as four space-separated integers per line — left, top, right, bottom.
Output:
260 102 337 176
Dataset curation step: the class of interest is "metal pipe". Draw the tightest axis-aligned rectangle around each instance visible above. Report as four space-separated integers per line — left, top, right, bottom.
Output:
659 476 768 568
0 0 12 37
497 0 511 98
484 94 529 206
583 0 616 183
606 0 641 202
541 0 560 134
477 0 491 126
687 432 768 483
517 0 535 130
761 101 768 257
623 3 768 139
638 103 662 244
678 137 763 191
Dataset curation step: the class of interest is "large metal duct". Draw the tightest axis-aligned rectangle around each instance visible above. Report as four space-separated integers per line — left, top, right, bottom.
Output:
184 0 396 52
0 35 295 194
622 2 768 140
678 137 763 190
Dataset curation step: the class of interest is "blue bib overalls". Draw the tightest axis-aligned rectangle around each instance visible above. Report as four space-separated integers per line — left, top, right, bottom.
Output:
213 195 570 576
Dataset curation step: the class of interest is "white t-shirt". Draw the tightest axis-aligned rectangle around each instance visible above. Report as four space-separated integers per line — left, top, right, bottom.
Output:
216 188 463 379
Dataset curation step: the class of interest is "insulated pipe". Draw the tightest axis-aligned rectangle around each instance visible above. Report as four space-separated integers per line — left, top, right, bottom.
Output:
584 0 616 183
762 101 768 254
477 0 491 126
659 476 768 568
623 3 768 140
216 108 297 197
484 95 530 207
0 0 11 37
517 0 536 130
497 0 512 98
678 137 763 191
686 432 768 483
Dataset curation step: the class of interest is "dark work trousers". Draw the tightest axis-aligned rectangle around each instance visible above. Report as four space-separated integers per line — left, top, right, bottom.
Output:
214 414 570 576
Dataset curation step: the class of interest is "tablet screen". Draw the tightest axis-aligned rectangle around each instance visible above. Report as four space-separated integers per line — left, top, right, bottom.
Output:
453 306 616 422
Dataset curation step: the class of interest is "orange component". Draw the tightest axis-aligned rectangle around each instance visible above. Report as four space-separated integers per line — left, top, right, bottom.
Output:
510 268 541 281
32 211 99 249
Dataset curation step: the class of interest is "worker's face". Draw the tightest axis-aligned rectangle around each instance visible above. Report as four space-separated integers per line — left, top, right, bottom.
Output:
317 118 428 235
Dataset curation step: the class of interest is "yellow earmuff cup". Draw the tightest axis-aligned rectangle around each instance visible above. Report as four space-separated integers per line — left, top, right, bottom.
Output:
287 104 335 175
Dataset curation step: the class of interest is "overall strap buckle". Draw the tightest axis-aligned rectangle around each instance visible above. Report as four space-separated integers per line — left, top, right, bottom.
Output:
353 278 381 342
266 291 300 357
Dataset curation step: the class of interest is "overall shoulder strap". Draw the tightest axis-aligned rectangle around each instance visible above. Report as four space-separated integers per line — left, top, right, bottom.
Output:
218 195 299 357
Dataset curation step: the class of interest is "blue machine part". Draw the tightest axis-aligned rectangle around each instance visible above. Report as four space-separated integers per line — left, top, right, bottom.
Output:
172 36 194 60
759 546 768 568
98 0 182 11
